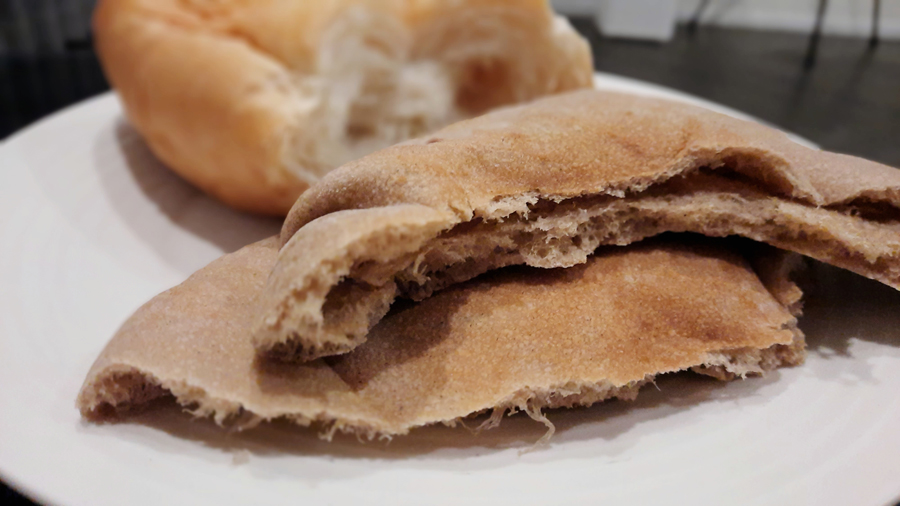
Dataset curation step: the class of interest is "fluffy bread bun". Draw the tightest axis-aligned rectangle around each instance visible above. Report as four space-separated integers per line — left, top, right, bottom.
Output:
93 0 594 215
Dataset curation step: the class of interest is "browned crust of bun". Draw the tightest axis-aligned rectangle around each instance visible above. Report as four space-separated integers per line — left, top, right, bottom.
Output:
259 89 899 360
94 0 308 215
78 236 804 438
94 0 593 215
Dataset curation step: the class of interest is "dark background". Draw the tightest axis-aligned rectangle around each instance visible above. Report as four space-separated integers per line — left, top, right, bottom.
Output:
2 4 899 168
1 1 899 504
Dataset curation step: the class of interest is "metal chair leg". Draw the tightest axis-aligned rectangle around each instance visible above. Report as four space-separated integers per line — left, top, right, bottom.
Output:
869 0 881 48
687 0 712 36
803 0 829 69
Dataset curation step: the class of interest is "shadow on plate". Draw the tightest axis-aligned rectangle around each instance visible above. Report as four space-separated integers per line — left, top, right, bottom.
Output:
798 260 900 383
94 119 281 259
103 367 786 467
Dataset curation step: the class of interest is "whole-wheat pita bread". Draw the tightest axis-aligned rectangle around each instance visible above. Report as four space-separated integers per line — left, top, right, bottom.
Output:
256 89 900 360
78 236 804 438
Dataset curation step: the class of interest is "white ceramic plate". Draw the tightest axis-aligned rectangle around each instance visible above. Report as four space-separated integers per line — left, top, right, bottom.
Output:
1 74 898 506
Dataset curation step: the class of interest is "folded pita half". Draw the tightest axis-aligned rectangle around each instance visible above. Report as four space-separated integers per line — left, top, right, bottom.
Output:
78 236 804 438
256 89 900 361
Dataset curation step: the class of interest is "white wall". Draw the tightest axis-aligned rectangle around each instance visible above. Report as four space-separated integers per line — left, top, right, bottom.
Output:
552 0 900 39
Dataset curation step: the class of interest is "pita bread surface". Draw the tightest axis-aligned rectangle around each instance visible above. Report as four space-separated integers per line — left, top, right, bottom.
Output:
79 236 803 438
257 89 900 360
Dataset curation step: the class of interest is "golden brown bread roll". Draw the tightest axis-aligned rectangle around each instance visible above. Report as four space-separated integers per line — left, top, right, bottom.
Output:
78 236 804 438
94 0 593 215
255 89 900 361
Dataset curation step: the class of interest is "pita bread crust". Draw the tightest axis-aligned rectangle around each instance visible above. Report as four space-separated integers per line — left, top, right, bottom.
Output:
283 89 900 232
263 90 899 359
79 237 803 438
256 205 456 359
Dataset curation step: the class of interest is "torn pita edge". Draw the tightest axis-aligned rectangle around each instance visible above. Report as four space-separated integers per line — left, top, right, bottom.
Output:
78 331 804 443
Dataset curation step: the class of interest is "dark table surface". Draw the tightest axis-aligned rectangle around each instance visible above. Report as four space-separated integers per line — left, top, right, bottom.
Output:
1 20 898 505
